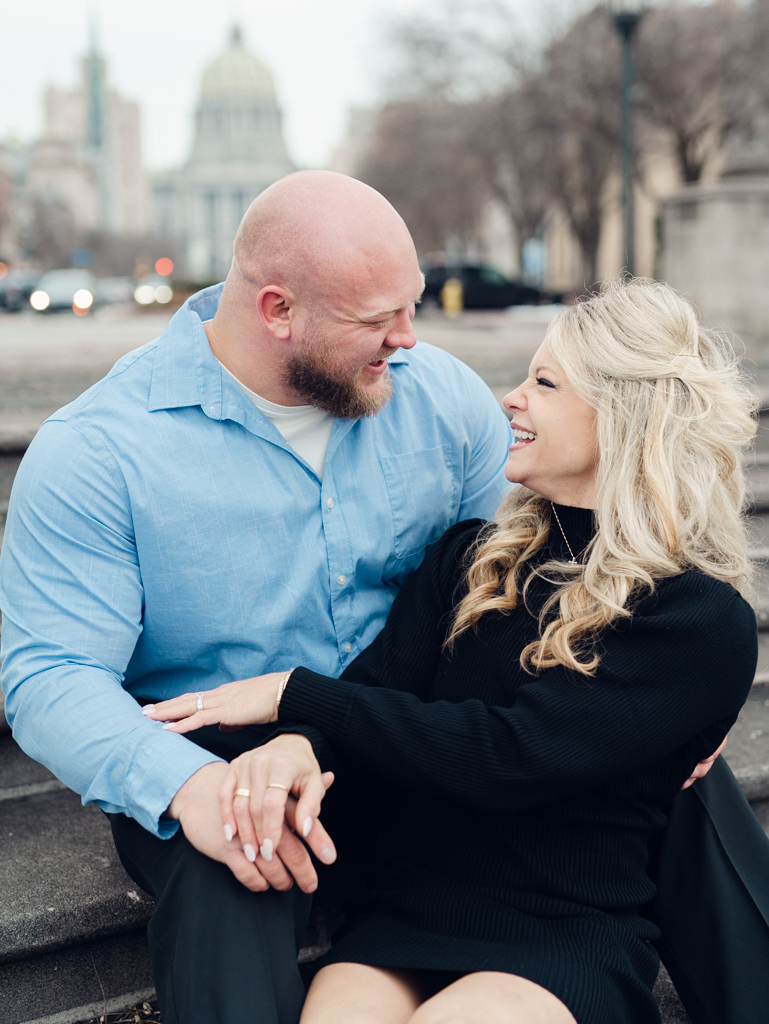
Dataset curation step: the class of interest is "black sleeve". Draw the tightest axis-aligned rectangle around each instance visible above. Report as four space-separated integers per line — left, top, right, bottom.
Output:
184 721 337 773
278 565 758 814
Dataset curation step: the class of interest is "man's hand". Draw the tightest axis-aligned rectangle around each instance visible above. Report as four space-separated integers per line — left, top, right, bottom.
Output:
681 735 728 790
168 761 328 893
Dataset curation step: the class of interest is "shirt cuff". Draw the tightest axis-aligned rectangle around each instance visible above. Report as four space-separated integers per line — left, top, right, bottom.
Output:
123 728 226 838
276 667 356 747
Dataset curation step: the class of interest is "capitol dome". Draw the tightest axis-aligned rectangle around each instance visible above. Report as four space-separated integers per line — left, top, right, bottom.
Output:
200 26 275 100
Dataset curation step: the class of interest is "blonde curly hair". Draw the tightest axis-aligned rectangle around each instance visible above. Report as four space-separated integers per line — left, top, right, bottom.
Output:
448 278 757 676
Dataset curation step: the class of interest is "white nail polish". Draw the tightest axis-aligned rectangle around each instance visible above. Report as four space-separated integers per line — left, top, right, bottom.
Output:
244 844 256 863
302 816 313 838
141 705 156 715
223 824 233 842
260 838 274 862
161 723 174 730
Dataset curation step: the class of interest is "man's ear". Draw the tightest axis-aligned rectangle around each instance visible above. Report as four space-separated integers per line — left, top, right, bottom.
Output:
257 286 292 341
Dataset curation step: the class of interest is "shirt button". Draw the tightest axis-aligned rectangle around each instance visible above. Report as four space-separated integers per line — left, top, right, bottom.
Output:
344 642 352 654
336 575 347 586
326 498 334 509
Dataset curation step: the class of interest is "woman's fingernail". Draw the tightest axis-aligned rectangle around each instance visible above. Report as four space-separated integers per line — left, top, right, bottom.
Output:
141 705 156 715
321 846 335 863
244 844 256 863
223 824 233 842
260 838 274 862
302 816 313 838
161 723 175 731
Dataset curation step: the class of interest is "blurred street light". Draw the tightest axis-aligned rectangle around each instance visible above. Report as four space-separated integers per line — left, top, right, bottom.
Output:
134 284 156 305
155 257 174 277
607 1 649 277
30 290 50 311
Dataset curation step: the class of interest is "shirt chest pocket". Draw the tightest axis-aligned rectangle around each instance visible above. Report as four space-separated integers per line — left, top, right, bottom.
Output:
379 444 458 559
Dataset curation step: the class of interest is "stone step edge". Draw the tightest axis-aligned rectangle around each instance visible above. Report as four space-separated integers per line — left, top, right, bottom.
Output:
17 987 156 1024
0 778 66 802
0 768 767 970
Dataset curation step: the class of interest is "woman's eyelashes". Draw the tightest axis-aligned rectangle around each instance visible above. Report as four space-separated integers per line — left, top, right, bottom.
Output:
536 377 556 389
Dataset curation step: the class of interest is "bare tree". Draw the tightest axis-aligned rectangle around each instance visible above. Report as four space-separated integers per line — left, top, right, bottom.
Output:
361 0 765 287
533 7 620 285
357 100 488 255
635 1 753 183
467 83 553 271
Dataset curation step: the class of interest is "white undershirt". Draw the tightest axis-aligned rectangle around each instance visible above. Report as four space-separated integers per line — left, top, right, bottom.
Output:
219 361 334 479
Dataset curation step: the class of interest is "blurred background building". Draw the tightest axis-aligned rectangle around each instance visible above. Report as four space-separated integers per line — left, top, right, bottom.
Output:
0 30 150 272
151 26 295 280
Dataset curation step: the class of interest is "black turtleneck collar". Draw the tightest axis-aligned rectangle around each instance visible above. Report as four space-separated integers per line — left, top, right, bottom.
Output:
548 503 596 562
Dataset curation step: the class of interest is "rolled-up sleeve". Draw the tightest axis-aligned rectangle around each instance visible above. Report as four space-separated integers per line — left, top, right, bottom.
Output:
0 419 222 837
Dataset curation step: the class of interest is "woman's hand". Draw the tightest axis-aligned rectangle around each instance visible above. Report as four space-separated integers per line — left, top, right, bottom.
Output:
142 672 289 733
681 735 728 790
221 734 337 889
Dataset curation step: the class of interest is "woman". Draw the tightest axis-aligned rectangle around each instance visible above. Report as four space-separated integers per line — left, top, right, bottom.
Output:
146 280 759 1023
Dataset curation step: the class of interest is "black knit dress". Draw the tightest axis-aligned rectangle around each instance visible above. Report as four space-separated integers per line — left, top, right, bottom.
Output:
277 508 757 1024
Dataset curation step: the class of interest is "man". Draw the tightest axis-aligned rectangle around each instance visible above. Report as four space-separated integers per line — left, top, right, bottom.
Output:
0 172 511 1024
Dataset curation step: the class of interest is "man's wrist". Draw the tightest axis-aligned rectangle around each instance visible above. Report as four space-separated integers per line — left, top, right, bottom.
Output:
167 761 229 820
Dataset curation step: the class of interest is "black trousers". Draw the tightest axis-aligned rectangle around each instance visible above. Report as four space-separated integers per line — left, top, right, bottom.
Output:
111 812 312 1024
112 728 769 1024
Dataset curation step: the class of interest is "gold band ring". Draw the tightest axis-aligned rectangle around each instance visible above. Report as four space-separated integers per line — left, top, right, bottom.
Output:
266 783 290 792
234 788 251 798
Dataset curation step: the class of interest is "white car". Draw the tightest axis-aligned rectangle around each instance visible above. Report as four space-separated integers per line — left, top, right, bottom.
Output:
30 269 97 313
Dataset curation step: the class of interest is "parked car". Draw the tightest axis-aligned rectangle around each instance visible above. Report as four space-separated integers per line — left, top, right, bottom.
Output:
30 269 97 313
0 271 41 311
421 263 559 310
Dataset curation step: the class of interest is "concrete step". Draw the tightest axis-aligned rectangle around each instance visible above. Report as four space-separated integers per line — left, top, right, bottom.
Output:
0 788 155 1024
726 687 769 800
1 931 154 1024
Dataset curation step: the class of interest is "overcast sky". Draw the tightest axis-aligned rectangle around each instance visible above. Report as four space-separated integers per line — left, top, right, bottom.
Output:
0 0 564 171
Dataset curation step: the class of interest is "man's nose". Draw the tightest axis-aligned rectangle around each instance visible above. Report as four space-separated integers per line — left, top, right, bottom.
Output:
384 310 417 350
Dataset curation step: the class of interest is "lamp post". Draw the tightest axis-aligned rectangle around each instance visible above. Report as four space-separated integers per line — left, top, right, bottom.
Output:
607 1 647 277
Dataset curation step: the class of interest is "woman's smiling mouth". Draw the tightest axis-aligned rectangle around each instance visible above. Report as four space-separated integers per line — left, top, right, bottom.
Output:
510 423 537 448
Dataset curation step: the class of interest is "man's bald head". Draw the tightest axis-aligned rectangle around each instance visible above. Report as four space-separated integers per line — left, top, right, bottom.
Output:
232 171 418 303
208 171 422 416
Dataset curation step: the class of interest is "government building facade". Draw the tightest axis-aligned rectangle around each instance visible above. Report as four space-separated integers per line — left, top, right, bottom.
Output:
152 27 295 280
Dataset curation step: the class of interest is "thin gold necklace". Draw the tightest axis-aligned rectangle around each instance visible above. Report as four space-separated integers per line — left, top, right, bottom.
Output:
550 502 578 564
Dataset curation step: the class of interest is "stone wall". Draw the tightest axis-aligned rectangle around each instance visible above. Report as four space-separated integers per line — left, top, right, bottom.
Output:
662 177 769 344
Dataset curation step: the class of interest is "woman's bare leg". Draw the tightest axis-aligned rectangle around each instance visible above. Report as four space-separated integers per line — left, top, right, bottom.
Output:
409 971 577 1024
300 963 423 1024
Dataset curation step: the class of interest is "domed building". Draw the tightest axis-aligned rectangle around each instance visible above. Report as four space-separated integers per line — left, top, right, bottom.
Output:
152 26 294 279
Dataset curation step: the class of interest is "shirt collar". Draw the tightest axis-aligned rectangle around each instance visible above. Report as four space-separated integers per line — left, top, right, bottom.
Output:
148 282 410 415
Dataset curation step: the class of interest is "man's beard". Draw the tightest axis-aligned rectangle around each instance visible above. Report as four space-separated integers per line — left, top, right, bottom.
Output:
283 337 394 419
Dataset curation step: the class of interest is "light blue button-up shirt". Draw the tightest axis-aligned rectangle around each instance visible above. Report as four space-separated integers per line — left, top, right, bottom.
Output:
0 285 511 836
